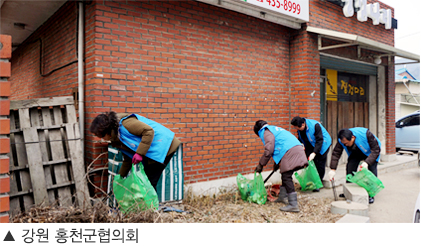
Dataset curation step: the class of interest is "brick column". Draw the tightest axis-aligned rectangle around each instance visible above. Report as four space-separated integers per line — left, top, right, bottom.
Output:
289 28 321 121
0 35 12 223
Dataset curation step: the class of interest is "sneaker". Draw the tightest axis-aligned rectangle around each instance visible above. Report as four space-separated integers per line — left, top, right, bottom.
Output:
369 197 375 204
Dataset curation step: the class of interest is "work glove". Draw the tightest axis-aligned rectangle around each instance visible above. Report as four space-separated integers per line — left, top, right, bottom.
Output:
255 164 263 173
132 153 143 164
328 170 336 181
357 161 368 172
308 152 316 161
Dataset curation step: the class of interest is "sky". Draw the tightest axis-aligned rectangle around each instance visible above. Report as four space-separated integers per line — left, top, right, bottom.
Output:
380 0 421 56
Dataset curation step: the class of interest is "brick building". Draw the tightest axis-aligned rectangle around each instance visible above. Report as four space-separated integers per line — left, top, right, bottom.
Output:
1 0 419 220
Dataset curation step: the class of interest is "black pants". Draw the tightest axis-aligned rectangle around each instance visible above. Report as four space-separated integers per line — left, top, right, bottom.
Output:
281 166 305 194
142 151 176 191
281 170 295 194
119 149 176 191
346 157 378 179
313 151 328 181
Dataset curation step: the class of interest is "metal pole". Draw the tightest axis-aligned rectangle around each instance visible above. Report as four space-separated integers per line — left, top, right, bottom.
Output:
78 1 84 160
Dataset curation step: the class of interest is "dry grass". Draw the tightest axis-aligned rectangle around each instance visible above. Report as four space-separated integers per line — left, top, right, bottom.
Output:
10 184 342 223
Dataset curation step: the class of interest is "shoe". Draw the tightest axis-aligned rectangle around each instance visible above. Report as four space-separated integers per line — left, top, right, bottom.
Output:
339 193 345 198
312 188 320 192
369 197 374 204
279 192 300 213
274 186 288 204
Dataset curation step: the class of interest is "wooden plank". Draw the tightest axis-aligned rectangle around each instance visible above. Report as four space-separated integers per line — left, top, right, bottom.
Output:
41 107 53 168
326 101 335 168
65 105 77 123
341 102 350 128
337 102 344 134
19 108 31 128
10 124 68 133
65 123 91 208
9 158 72 172
337 102 347 165
16 108 34 210
364 102 369 128
8 111 21 214
23 128 49 206
9 181 76 198
332 101 338 144
41 107 57 204
10 96 74 110
357 102 364 127
353 103 360 127
31 107 56 205
50 106 73 206
327 101 333 138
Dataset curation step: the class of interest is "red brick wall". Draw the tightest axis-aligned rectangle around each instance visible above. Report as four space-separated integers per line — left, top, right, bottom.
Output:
309 0 394 46
9 1 78 100
0 34 12 223
289 29 321 121
386 60 396 154
84 0 292 185
8 0 397 194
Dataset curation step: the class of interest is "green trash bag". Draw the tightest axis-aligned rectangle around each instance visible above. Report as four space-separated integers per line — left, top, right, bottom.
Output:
346 167 385 197
113 163 159 213
294 160 323 191
236 172 267 205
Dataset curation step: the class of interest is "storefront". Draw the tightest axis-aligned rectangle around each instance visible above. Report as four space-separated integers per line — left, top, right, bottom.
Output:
5 0 420 197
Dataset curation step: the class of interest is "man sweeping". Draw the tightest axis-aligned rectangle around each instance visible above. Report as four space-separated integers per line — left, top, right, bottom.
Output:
253 120 307 212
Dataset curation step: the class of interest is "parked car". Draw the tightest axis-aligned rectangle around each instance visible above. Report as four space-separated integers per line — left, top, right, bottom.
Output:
414 193 420 223
395 110 420 152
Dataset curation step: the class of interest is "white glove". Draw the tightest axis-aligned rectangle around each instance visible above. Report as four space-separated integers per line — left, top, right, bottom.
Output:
328 170 336 181
308 152 316 161
357 161 368 172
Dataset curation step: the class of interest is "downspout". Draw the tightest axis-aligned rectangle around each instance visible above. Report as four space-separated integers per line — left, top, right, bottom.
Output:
78 1 84 159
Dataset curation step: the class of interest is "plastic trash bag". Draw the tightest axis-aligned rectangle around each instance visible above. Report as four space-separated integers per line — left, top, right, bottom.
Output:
294 160 323 191
346 167 384 197
236 172 267 205
113 163 159 213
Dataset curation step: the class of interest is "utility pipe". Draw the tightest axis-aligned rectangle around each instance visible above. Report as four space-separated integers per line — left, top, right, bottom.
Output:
78 1 84 160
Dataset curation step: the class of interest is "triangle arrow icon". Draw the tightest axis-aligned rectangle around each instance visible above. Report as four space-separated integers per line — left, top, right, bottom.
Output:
4 231 15 241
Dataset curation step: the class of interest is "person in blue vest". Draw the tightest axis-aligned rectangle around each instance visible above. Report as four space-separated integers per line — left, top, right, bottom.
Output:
327 128 381 204
290 116 332 192
253 120 308 212
90 111 181 190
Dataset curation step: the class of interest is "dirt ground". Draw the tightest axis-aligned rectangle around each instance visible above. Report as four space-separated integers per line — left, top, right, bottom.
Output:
11 184 342 223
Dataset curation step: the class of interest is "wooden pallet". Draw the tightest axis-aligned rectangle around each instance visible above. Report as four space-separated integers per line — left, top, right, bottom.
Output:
8 96 90 214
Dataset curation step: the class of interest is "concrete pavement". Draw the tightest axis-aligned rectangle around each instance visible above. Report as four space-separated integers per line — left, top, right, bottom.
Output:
368 166 419 222
301 153 420 222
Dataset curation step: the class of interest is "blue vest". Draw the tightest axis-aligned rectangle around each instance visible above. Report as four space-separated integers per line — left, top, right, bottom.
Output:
339 127 381 162
298 119 332 155
118 114 175 164
258 125 301 165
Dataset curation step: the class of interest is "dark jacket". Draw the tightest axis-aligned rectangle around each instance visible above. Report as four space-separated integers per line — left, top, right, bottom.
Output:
298 123 324 155
330 129 380 170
